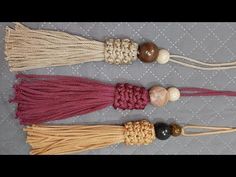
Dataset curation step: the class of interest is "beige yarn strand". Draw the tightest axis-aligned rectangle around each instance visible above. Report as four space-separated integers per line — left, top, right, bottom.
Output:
5 23 105 72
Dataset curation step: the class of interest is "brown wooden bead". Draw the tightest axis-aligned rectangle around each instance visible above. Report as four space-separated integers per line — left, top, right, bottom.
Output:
170 123 182 137
137 42 159 63
149 86 169 107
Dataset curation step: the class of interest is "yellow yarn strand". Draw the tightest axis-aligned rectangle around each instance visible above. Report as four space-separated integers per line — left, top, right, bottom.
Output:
25 124 125 155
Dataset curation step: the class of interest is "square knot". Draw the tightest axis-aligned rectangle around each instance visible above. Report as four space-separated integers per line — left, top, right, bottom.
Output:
104 39 138 64
124 120 155 145
113 83 149 110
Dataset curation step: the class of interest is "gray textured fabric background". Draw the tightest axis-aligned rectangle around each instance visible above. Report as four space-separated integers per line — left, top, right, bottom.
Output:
1 22 236 154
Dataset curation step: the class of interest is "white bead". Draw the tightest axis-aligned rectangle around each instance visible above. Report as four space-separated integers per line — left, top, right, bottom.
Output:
156 49 170 64
168 87 180 102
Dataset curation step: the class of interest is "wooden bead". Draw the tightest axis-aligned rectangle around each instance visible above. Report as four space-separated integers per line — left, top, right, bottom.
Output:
149 86 169 107
137 42 158 63
170 123 182 137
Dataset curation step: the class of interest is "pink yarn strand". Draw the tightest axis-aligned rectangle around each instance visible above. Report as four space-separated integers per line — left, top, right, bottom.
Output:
11 74 115 125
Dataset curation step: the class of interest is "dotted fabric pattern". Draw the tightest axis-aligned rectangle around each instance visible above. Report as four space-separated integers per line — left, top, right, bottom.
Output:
1 22 236 154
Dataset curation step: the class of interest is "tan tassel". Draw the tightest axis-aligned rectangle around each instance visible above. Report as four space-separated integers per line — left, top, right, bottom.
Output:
24 119 236 155
5 23 138 72
24 120 155 155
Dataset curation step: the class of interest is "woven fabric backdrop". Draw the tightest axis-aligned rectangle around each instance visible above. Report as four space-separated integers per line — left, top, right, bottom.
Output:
1 22 236 154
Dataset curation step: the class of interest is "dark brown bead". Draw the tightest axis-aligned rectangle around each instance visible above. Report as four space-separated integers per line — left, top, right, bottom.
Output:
170 123 182 137
137 42 158 63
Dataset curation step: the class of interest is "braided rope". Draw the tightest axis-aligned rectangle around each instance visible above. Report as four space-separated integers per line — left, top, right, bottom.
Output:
113 83 149 110
104 39 138 64
124 120 155 145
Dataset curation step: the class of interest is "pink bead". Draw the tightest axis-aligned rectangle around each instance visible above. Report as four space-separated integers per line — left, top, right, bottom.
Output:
149 86 169 107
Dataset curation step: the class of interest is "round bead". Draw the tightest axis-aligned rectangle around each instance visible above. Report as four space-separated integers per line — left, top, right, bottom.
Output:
168 87 180 102
170 123 182 137
154 123 171 140
149 86 169 107
137 42 159 63
156 49 170 64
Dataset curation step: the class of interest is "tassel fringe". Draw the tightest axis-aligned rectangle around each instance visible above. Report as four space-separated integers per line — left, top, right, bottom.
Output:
25 124 125 155
5 23 105 71
12 74 115 124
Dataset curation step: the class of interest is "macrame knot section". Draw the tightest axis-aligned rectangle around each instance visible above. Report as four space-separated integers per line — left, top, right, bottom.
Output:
104 39 138 64
113 83 149 110
124 120 155 145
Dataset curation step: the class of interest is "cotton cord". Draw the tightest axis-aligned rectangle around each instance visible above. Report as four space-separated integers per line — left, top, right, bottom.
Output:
169 55 236 70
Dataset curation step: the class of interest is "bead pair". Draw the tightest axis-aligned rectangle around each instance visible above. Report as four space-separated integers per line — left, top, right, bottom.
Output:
138 42 170 64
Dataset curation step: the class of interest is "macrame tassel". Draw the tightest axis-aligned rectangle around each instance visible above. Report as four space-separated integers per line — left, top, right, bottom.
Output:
11 74 149 125
6 22 236 72
24 119 236 155
11 74 236 125
5 23 138 72
24 120 155 155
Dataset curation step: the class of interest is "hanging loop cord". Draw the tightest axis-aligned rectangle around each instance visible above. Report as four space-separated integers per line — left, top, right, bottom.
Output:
182 125 236 136
169 55 236 70
179 87 236 97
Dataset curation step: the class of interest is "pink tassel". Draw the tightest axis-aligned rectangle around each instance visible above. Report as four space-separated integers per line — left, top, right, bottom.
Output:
12 74 236 125
11 74 149 125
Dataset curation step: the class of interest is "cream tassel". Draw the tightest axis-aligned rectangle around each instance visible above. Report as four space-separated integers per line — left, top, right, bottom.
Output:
5 23 138 72
24 120 155 155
